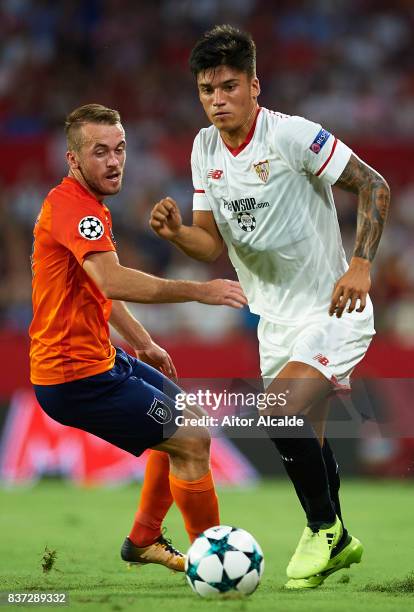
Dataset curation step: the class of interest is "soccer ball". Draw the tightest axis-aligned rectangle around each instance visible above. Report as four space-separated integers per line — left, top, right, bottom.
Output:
185 525 264 597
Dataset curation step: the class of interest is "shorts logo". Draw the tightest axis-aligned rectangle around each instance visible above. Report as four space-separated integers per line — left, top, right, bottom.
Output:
237 212 256 232
207 169 224 180
313 353 329 366
78 216 104 240
253 160 270 183
147 398 172 425
310 129 331 154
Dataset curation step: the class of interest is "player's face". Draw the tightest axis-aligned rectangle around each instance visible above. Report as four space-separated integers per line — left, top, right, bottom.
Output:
68 123 126 198
197 66 260 133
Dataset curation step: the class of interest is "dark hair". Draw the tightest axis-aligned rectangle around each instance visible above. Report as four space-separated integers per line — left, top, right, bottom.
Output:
65 103 121 151
189 25 256 79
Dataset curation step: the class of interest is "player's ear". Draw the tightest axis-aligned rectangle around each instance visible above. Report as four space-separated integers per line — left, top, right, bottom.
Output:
251 77 260 100
66 150 80 170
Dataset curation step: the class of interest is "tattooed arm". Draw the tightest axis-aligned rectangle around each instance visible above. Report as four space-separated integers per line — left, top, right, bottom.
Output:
335 154 390 260
329 154 390 318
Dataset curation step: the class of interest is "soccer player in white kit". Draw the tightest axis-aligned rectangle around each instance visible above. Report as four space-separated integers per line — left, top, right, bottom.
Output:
150 25 390 588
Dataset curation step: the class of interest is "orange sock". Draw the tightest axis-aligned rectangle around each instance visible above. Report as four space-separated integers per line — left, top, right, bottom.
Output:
129 450 173 547
169 470 219 542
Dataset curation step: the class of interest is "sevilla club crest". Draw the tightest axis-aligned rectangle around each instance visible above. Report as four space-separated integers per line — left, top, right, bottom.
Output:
253 160 270 183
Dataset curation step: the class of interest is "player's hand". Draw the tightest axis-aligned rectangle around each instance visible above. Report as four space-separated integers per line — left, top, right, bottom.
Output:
329 257 371 318
198 279 248 309
150 197 183 240
136 341 178 382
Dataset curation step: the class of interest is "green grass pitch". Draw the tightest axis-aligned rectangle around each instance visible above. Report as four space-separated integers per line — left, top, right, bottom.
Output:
1 480 414 611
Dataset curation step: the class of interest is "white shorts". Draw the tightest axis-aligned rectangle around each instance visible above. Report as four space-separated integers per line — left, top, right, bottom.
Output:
258 299 375 391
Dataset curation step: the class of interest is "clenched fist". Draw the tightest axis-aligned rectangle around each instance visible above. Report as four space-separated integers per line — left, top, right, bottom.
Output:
150 196 183 240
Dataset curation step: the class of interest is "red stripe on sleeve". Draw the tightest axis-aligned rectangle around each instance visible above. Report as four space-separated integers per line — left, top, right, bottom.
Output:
194 189 205 193
315 138 337 177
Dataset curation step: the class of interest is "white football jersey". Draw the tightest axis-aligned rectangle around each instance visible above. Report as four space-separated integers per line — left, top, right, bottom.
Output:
192 107 355 324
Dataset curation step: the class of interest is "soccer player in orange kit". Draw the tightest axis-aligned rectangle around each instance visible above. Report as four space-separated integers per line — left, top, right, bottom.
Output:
30 104 247 571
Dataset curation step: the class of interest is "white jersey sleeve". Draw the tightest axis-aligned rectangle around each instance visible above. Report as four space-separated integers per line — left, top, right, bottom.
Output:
274 115 352 184
191 134 211 211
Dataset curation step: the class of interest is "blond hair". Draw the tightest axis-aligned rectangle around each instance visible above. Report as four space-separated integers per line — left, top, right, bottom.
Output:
65 103 121 151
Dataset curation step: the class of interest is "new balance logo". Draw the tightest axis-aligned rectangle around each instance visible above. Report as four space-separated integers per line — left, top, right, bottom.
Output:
313 354 329 366
207 169 224 180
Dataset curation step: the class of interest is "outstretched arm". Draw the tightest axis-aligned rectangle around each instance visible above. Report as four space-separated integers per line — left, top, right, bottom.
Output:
83 250 246 308
329 154 390 317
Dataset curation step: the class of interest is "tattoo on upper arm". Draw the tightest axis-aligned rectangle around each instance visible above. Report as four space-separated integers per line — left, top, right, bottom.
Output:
335 154 390 262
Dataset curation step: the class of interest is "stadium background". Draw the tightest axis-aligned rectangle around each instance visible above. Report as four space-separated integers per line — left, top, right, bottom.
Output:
1 0 414 485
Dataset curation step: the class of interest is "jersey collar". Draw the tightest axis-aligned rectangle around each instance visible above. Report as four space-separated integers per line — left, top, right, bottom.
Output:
63 176 104 206
221 107 261 157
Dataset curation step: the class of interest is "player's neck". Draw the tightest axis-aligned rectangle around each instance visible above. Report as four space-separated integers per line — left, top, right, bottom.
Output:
219 104 259 149
68 170 103 202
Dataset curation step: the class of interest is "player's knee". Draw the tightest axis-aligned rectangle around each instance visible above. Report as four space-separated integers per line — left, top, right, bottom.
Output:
160 421 211 467
262 389 318 418
182 431 211 462
172 428 210 466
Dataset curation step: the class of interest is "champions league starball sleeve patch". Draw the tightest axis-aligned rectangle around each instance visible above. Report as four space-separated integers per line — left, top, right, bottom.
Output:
309 129 331 154
78 216 105 240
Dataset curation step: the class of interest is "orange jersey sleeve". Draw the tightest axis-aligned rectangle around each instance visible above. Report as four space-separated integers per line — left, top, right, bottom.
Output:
30 177 117 384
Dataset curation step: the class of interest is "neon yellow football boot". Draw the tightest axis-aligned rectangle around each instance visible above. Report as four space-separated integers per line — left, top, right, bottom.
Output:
285 533 363 589
286 515 343 579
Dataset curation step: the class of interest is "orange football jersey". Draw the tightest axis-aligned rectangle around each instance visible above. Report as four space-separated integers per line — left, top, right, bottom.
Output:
30 177 117 384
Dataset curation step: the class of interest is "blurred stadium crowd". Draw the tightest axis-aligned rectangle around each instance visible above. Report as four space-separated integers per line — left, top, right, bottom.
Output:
1 0 413 341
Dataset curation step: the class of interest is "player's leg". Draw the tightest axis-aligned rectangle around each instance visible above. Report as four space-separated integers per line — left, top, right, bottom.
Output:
126 357 215 548
284 397 347 534
128 449 173 547
287 396 328 518
308 397 345 526
285 397 362 589
266 363 336 530
262 361 343 579
119 354 219 563
301 397 347 535
122 406 218 571
126 357 181 549
33 353 218 571
258 318 337 536
259 309 374 580
153 410 219 543
308 395 330 446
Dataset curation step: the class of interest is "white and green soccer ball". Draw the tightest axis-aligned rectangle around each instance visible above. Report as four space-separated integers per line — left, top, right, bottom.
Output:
185 525 264 597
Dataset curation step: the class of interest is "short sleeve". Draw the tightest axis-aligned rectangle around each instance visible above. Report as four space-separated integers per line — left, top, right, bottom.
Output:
191 134 211 211
51 201 116 265
274 115 352 185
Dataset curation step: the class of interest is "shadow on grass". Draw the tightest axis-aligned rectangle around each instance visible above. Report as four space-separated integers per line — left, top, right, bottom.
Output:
363 572 414 594
73 591 244 604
